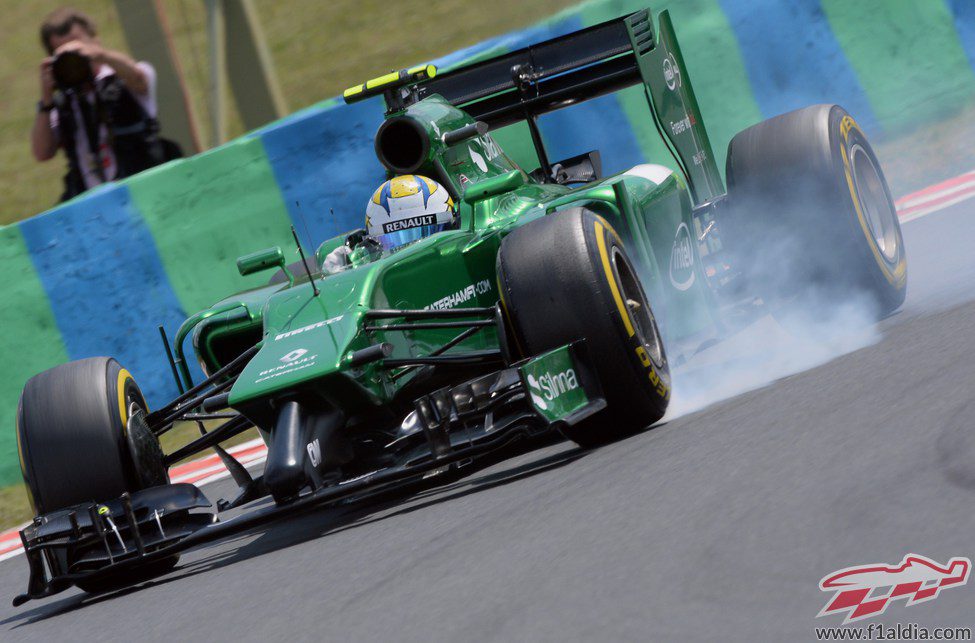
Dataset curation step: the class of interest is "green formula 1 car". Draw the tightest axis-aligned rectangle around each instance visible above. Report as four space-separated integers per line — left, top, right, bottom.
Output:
13 7 906 604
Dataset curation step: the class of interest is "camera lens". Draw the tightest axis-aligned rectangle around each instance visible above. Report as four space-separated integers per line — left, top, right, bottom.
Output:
52 51 92 89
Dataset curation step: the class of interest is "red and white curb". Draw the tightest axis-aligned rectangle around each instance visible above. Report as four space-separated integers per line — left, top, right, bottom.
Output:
0 171 967 564
896 170 975 222
0 438 268 563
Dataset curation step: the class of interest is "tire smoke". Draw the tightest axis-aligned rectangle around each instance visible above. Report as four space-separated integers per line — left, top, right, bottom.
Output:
666 291 882 418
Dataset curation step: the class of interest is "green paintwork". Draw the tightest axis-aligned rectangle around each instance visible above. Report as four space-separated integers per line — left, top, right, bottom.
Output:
629 9 724 203
237 247 289 280
229 226 504 411
192 283 278 375
188 9 721 428
315 234 353 268
581 0 763 179
519 345 590 423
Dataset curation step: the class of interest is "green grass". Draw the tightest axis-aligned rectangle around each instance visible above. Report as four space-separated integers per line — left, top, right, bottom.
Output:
0 0 576 225
0 484 32 533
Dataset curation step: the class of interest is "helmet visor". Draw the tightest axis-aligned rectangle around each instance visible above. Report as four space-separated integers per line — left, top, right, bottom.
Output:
375 223 447 252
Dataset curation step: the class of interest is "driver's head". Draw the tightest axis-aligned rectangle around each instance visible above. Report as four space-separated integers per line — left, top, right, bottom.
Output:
366 175 455 251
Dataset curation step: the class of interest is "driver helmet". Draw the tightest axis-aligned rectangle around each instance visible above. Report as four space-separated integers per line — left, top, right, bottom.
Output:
366 175 455 251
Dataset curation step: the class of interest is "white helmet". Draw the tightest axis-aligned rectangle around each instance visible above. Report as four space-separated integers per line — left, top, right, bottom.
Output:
365 175 455 251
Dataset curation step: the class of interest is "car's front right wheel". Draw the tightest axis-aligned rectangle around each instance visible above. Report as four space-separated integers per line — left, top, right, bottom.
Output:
497 208 670 448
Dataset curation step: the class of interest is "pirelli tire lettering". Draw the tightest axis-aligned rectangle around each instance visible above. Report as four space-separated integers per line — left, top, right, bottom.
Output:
636 345 669 399
837 115 907 290
593 218 671 403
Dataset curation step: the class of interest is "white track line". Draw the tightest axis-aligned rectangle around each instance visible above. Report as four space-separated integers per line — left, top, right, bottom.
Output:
897 170 975 223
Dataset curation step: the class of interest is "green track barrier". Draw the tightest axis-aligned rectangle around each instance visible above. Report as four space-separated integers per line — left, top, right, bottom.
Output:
823 0 975 134
0 226 69 486
128 137 297 314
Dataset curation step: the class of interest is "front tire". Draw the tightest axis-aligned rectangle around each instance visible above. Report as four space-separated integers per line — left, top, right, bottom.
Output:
724 104 907 323
17 357 167 514
497 208 670 447
17 358 176 589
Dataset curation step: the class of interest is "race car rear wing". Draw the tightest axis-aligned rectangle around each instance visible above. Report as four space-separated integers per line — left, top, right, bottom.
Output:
344 8 725 204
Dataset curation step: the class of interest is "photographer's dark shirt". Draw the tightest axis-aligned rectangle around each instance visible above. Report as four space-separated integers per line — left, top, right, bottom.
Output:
49 62 157 190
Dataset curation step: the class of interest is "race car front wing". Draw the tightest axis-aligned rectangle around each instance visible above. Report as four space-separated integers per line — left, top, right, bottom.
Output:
14 341 604 606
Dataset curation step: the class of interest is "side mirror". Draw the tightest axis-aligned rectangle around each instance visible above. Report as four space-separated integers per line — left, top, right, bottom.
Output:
530 150 603 185
237 246 292 284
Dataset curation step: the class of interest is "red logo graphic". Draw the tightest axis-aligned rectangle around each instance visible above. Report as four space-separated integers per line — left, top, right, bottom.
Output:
818 554 970 623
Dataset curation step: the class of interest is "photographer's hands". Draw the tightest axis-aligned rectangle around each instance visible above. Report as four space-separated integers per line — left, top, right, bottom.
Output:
52 39 102 62
39 58 55 105
33 57 58 161
52 40 148 96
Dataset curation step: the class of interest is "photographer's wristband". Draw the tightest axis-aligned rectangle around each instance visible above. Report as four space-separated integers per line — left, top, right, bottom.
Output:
37 100 55 113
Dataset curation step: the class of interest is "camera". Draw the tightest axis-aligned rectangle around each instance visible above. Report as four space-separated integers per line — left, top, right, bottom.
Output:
52 51 92 90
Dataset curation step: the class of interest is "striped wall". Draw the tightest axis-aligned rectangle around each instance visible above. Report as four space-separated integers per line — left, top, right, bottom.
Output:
1 0 973 485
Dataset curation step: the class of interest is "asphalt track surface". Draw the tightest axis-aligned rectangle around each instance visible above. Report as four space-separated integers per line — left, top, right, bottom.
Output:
2 202 974 641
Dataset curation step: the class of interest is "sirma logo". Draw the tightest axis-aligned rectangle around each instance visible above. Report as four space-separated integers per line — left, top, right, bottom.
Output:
669 221 695 291
527 369 580 410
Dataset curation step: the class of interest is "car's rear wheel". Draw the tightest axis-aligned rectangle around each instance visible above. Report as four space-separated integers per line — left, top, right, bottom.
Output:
724 104 907 325
497 208 670 447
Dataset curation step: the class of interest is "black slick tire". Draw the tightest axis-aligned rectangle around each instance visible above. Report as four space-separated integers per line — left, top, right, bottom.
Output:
725 104 907 322
497 208 670 447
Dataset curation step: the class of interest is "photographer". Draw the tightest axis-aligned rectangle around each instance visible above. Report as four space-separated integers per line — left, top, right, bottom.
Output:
31 8 179 202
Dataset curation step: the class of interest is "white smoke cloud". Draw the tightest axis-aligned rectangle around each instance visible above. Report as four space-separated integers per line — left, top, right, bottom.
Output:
664 284 883 419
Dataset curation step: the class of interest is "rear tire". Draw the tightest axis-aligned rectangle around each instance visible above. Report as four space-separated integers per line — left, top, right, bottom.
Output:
497 208 670 447
724 104 907 323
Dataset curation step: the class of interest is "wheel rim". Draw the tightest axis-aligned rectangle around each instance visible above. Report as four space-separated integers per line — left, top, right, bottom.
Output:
850 144 899 264
611 246 665 368
122 379 147 425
